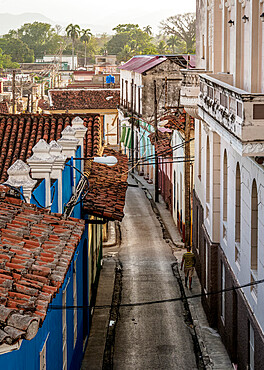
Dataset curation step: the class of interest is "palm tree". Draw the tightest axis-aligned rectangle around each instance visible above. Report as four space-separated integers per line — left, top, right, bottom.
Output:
80 28 92 67
66 24 81 70
143 25 152 36
167 35 179 54
156 40 169 54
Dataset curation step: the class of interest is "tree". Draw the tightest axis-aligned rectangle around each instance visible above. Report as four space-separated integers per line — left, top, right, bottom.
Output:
17 22 62 59
0 37 34 63
55 24 62 35
166 35 185 54
66 24 81 70
107 23 156 62
160 13 196 53
156 40 169 54
0 48 19 69
143 25 152 35
80 28 92 66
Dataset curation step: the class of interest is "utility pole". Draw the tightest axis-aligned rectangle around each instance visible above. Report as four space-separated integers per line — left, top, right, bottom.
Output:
154 80 159 203
184 113 191 247
131 79 134 173
12 70 16 114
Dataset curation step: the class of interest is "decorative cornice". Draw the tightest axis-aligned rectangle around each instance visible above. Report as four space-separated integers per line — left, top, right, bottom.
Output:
242 142 264 156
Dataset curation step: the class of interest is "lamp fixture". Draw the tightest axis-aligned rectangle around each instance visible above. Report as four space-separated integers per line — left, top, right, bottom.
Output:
242 15 249 23
228 19 235 27
260 13 264 22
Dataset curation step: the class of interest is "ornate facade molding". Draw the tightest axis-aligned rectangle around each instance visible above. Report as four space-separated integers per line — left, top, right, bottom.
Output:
242 142 264 156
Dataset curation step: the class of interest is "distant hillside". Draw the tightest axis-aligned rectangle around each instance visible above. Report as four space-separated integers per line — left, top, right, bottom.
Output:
0 13 56 35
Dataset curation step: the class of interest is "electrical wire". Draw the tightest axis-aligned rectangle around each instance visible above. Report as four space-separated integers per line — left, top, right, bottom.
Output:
127 138 195 165
49 276 264 311
0 183 27 203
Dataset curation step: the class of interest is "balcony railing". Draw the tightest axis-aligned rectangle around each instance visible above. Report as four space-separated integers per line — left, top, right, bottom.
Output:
180 69 207 119
198 74 264 156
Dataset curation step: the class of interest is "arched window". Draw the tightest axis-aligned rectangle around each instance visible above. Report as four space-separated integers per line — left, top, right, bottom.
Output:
251 180 258 272
235 163 241 242
206 136 210 203
223 150 228 221
198 120 201 179
174 170 176 211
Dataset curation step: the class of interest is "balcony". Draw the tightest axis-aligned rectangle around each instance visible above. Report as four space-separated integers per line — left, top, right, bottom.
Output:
180 69 206 119
198 74 264 157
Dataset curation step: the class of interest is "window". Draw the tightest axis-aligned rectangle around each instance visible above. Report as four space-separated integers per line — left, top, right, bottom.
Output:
206 136 210 203
196 206 200 253
235 164 241 265
205 240 209 292
251 180 258 272
198 120 201 180
235 164 241 242
249 322 254 370
223 150 228 221
221 262 225 323
173 170 176 211
251 180 258 298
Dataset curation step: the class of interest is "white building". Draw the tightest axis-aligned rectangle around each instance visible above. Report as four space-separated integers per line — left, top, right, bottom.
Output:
36 55 78 70
180 1 264 368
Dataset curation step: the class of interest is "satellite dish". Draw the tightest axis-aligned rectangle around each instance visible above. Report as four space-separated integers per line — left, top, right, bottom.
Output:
94 156 118 166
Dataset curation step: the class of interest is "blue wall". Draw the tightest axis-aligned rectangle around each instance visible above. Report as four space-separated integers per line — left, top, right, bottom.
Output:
0 235 89 370
62 160 72 212
72 147 82 219
51 180 58 213
31 179 46 207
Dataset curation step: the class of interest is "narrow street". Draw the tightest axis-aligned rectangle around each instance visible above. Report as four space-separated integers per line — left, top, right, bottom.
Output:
113 180 197 369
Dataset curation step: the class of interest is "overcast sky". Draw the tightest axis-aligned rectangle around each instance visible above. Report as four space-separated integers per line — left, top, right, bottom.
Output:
0 0 196 34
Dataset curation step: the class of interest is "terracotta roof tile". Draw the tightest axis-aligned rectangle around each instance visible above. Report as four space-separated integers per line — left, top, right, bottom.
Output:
149 130 173 157
0 185 85 345
83 148 128 221
0 113 103 182
0 102 9 114
49 89 120 110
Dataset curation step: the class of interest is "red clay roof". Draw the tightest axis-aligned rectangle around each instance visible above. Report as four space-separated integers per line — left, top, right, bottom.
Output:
149 130 172 157
163 110 194 131
83 148 128 221
0 102 9 114
0 114 102 183
0 185 85 345
48 89 120 110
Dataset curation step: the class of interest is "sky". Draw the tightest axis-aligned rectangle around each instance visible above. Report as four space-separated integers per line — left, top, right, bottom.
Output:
0 0 196 34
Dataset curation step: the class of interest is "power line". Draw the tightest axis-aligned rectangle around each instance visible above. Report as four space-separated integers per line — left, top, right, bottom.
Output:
49 277 264 311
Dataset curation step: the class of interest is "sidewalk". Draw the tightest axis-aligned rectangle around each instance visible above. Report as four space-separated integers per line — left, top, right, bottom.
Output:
82 173 233 369
131 172 232 369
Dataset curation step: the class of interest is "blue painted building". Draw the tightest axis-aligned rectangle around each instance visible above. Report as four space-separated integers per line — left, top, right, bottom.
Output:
0 123 102 370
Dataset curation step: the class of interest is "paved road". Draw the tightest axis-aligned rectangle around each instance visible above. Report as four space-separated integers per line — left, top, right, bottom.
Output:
113 184 197 370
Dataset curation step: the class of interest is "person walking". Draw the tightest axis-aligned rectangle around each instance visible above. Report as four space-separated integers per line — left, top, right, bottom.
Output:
181 247 196 290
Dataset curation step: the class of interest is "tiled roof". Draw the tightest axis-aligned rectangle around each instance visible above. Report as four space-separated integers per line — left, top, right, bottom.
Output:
83 148 128 221
163 110 195 132
0 114 102 183
0 102 9 114
149 130 172 157
0 185 85 345
37 99 50 111
48 89 120 110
